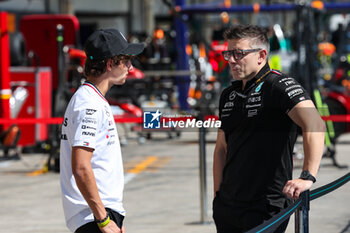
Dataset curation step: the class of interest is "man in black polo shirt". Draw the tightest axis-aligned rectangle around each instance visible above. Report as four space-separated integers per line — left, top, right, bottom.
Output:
213 25 325 233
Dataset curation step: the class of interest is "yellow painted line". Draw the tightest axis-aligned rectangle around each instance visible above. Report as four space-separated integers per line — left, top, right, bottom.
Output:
127 156 158 174
26 165 48 176
147 156 172 172
26 156 161 177
0 94 11 99
124 156 144 170
0 89 11 99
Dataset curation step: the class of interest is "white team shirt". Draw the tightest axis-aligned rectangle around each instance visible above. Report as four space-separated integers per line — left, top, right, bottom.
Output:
60 81 125 232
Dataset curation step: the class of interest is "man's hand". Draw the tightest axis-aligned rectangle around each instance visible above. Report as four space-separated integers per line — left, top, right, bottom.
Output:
99 220 125 233
283 178 313 199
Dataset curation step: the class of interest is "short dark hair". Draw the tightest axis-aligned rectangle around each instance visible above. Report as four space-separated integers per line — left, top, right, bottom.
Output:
224 24 270 53
84 54 132 77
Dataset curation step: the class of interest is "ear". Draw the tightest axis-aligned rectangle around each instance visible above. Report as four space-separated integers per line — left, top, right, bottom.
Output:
106 59 113 72
257 49 267 64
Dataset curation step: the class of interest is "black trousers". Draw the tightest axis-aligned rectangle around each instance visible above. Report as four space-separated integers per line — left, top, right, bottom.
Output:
213 193 289 233
75 208 124 233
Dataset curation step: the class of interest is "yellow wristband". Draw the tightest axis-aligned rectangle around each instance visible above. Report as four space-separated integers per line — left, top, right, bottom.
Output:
97 215 110 228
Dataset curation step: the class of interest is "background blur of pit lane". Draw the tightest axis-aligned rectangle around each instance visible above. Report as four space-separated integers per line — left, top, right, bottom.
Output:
1 0 350 232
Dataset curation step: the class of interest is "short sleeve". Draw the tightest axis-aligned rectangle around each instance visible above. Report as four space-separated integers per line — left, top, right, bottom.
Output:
71 103 100 149
272 76 311 113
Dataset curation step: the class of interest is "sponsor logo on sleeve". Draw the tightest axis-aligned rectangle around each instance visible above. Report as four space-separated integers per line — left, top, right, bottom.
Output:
104 106 110 117
107 140 116 146
82 125 97 130
287 88 304 98
279 77 292 82
285 84 301 92
82 117 97 124
82 131 96 137
279 77 297 86
86 109 97 115
284 80 295 86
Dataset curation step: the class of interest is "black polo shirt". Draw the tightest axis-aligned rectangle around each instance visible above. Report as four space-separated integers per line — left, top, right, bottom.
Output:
218 63 310 208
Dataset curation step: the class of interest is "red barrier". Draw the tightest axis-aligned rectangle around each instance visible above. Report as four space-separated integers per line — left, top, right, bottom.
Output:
0 12 11 129
0 118 63 125
0 117 143 125
321 115 350 122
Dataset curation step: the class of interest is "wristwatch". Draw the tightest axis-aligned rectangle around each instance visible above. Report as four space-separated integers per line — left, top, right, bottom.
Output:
299 170 316 183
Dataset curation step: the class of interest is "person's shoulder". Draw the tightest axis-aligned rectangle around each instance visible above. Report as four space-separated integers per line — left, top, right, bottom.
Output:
267 69 286 81
270 69 283 76
71 86 100 109
75 84 90 96
267 69 296 86
75 85 97 100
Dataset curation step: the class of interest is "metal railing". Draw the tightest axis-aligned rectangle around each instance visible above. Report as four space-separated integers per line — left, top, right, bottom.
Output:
245 172 350 233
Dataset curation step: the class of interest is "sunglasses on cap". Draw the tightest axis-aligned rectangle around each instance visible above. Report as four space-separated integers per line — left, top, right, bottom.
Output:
222 48 261 61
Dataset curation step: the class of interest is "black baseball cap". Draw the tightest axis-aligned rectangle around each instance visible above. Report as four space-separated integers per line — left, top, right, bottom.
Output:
84 28 144 61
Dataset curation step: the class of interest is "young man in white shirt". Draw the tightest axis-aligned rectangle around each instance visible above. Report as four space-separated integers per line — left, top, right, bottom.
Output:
60 28 144 233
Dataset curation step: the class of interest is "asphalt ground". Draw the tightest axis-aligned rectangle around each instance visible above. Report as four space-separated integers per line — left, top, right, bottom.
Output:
0 129 349 233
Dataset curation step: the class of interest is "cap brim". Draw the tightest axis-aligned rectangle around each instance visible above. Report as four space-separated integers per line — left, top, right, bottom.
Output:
120 43 145 55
